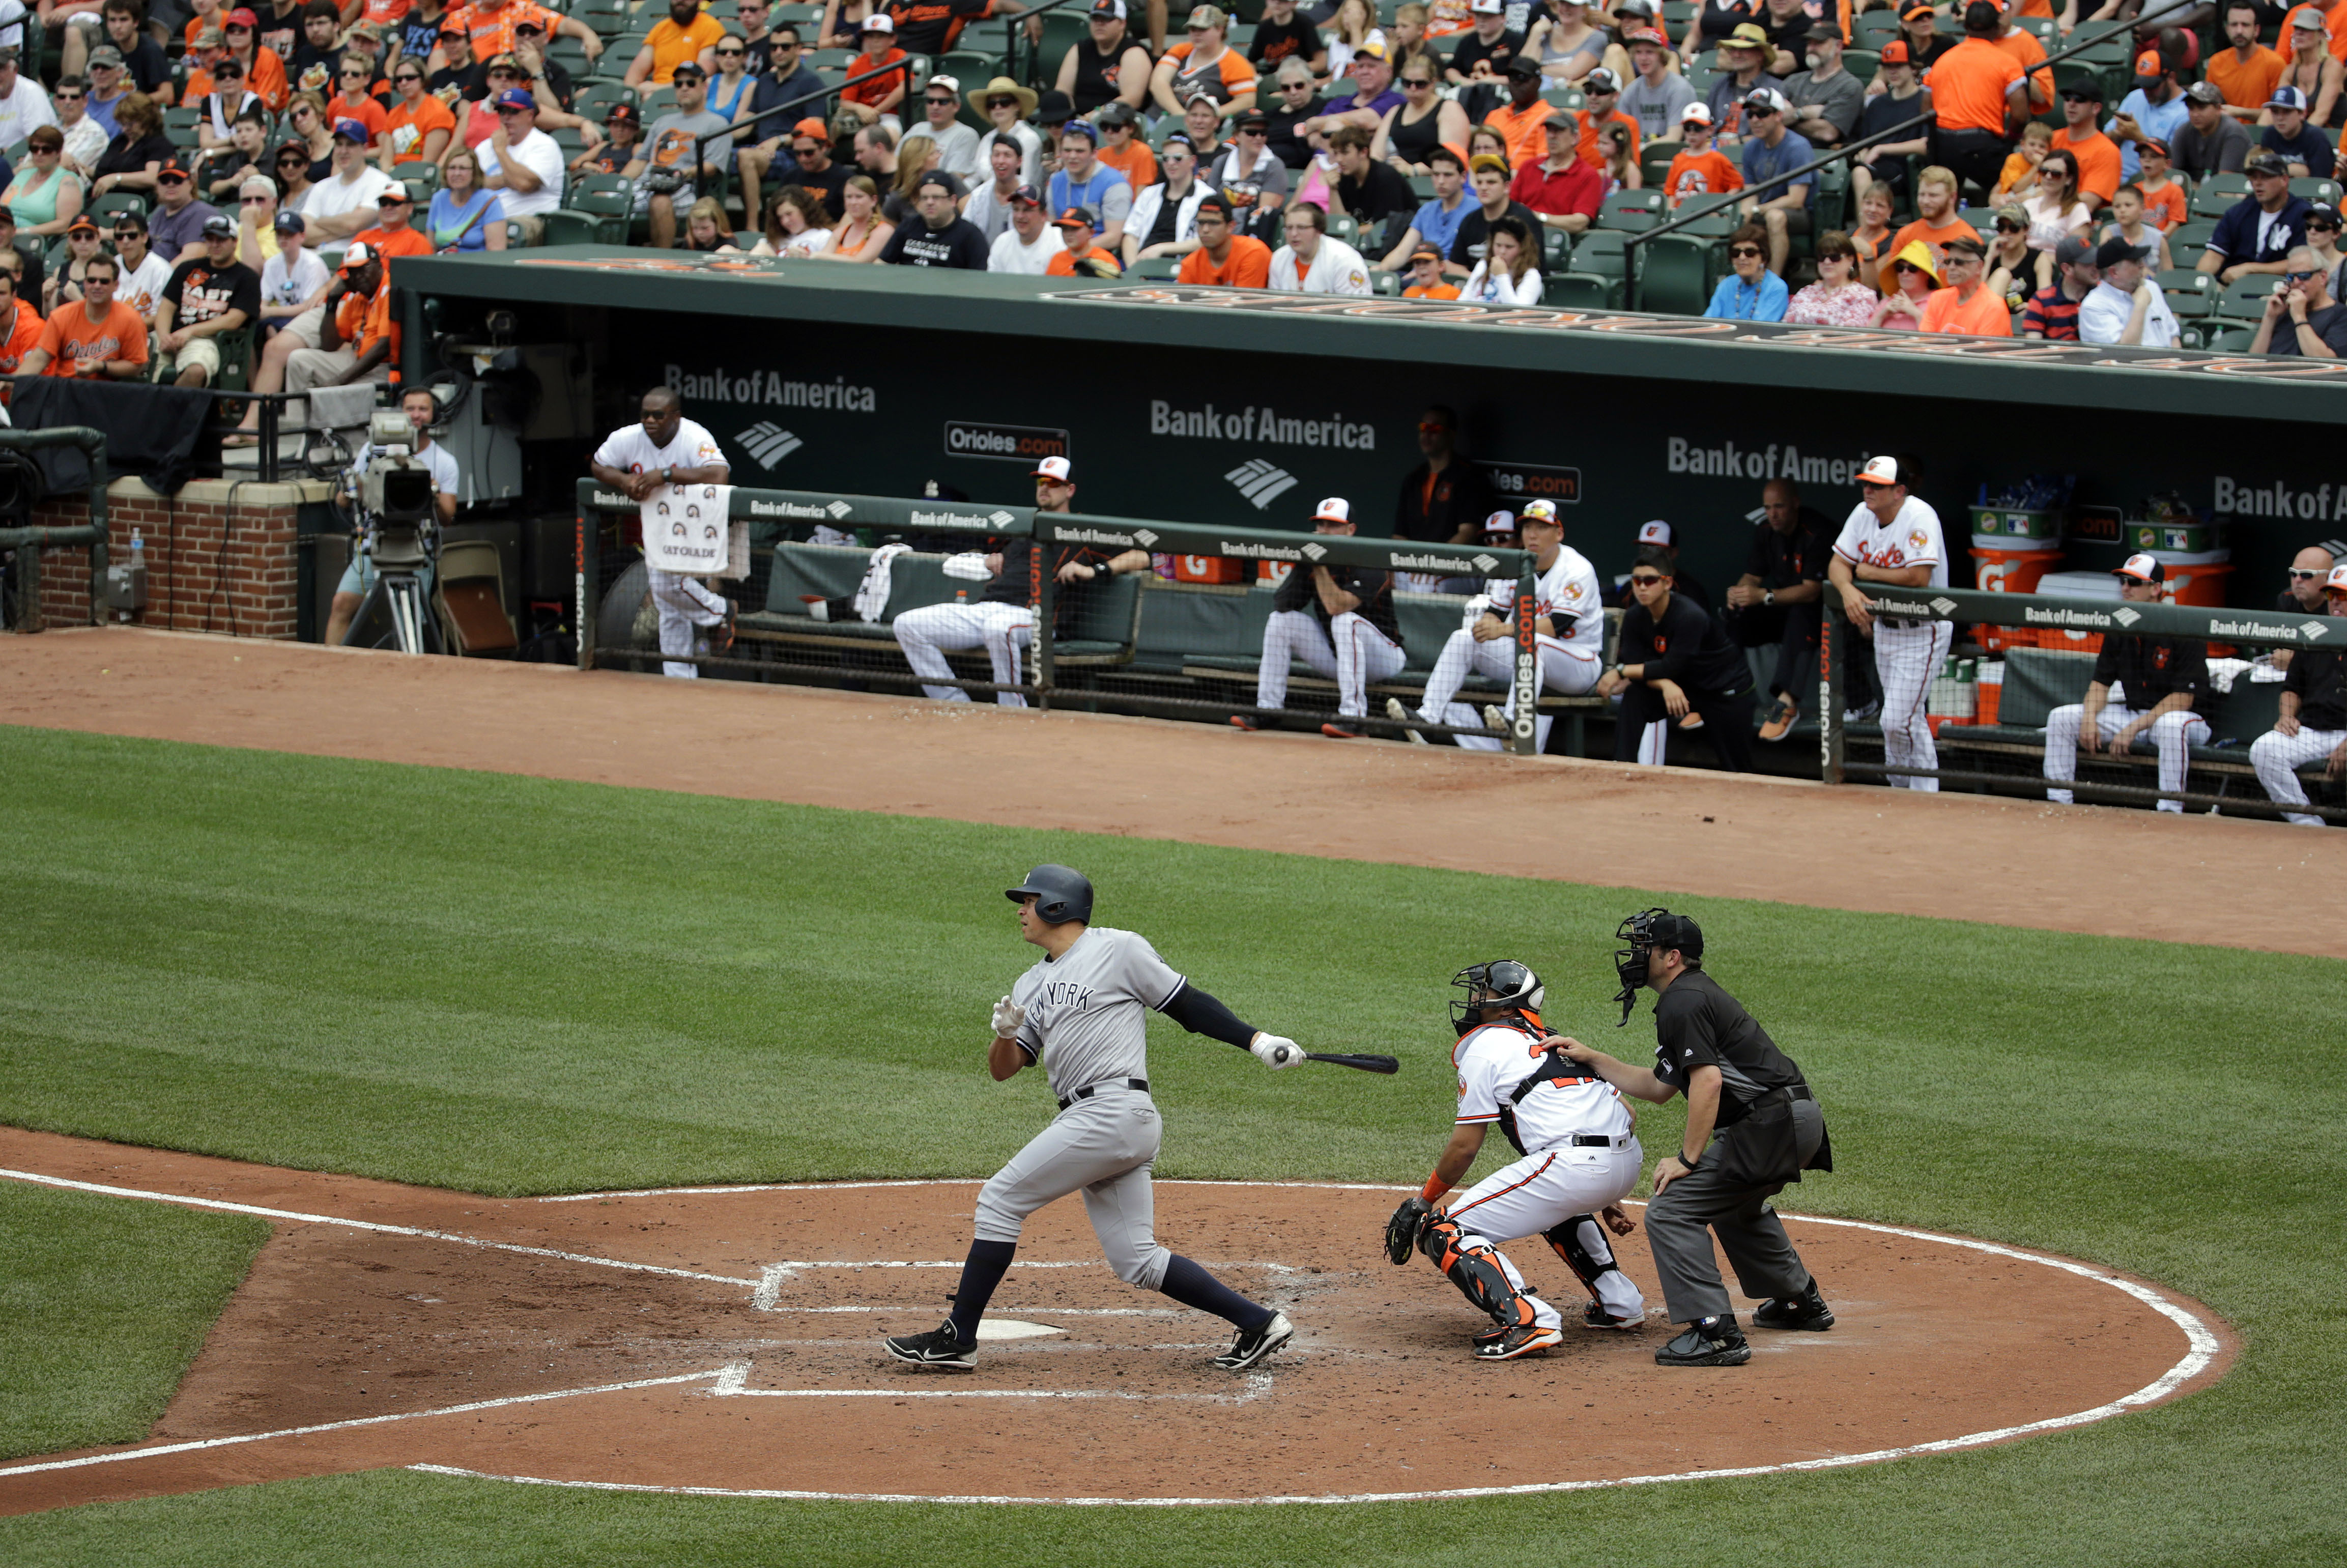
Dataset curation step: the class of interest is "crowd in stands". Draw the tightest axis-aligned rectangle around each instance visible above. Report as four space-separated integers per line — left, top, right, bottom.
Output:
5 0 2347 389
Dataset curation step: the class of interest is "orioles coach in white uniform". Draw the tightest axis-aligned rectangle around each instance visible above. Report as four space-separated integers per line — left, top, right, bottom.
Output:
1391 498 1604 750
1827 454 1951 791
1381 960 1646 1360
588 388 733 679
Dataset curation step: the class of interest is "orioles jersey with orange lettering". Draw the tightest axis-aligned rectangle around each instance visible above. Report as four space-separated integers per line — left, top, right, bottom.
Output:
1454 1013 1632 1155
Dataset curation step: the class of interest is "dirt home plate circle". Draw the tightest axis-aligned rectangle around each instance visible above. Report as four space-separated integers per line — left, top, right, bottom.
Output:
0 1131 2232 1514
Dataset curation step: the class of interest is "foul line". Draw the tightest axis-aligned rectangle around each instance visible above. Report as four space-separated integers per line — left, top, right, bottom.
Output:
0 1170 754 1287
542 1178 1416 1202
0 1371 727 1480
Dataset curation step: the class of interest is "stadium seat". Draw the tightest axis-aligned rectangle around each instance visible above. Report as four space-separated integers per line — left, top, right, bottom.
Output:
1542 226 1570 271
1549 269 1619 308
1129 255 1181 279
1853 10 1900 46
541 173 635 245
1638 232 1716 314
575 80 637 120
2188 182 2241 221
2293 177 2342 206
89 189 148 223
2200 323 2257 351
1371 268 1401 295
2171 218 2218 252
2218 274 2281 319
1597 188 1666 231
1406 172 1434 200
2157 268 2215 318
1326 212 1360 246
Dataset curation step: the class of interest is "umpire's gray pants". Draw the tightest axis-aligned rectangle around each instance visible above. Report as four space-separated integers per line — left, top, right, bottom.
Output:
1645 1097 1825 1324
972 1085 1172 1291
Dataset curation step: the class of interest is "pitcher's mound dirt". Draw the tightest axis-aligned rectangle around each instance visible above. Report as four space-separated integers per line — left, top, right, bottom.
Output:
0 1129 2231 1515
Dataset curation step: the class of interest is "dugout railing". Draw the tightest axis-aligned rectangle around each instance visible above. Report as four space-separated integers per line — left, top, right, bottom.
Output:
1818 586 2347 822
573 480 1547 755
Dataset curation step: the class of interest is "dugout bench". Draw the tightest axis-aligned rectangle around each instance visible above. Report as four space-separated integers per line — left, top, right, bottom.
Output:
718 541 1612 752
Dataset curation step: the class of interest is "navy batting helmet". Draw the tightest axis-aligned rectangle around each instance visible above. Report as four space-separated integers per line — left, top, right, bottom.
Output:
1006 865 1094 924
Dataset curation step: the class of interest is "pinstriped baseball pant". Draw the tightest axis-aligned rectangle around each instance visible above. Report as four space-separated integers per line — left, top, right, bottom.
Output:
894 601 1035 706
2251 726 2347 825
1418 630 1602 752
1873 621 1953 790
2043 704 2211 811
1255 609 1406 718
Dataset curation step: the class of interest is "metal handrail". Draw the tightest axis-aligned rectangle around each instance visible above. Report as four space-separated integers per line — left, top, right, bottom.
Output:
1620 0 2204 273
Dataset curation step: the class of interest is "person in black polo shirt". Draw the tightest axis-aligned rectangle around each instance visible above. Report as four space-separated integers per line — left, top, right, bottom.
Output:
1548 907 1834 1367
1599 546 1756 771
2041 553 2211 813
1235 495 1408 740
1725 477 1832 742
2251 560 2347 826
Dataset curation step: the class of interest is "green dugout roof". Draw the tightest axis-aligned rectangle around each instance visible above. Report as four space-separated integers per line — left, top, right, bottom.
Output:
398 247 2347 423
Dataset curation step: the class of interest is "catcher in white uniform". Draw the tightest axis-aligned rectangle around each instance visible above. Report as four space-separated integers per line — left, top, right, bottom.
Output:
587 389 732 679
1383 961 1646 1360
1390 499 1604 750
1827 454 1951 791
892 457 1147 707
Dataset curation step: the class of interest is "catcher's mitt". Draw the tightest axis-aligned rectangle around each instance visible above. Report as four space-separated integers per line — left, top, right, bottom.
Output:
1384 1196 1432 1266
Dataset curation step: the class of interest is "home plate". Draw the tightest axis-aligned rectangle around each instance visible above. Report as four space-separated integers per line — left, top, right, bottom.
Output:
975 1319 1065 1341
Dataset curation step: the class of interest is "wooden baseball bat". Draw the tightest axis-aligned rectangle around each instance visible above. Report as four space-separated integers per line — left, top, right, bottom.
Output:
1303 1052 1399 1074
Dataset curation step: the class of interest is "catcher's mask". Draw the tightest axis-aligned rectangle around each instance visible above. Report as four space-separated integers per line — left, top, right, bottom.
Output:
1450 960 1544 1033
1613 908 1703 1025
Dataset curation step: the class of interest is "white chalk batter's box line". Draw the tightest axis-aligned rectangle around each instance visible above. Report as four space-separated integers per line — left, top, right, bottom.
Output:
0 1174 2223 1505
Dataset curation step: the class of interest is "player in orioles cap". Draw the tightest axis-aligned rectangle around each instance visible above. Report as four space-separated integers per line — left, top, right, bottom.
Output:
1237 495 1408 738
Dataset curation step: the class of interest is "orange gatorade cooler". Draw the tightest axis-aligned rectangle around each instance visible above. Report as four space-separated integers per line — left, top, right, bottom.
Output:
1969 544 2063 651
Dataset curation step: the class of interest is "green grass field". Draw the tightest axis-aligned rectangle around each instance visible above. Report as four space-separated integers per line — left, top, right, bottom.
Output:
0 724 2339 1567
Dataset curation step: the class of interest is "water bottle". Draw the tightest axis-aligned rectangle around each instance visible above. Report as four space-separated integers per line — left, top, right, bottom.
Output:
130 528 144 570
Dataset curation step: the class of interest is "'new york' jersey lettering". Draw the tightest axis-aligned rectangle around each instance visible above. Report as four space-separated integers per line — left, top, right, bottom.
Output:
1010 926 1184 1102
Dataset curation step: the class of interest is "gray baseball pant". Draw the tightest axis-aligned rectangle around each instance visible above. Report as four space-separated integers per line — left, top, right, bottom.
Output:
1644 1096 1825 1324
972 1085 1172 1291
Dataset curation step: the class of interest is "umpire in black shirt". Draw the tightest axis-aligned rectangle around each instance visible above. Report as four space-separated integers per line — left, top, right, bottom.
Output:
1599 547 1758 771
1552 909 1834 1367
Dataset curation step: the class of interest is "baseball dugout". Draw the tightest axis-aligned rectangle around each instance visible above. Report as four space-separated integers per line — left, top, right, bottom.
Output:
1818 586 2347 822
572 482 1554 754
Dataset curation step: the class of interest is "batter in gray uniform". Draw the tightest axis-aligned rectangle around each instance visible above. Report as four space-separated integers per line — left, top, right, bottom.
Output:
882 864 1305 1372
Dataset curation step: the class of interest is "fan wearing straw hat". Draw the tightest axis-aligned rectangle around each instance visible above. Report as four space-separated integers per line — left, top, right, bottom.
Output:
970 73 1045 188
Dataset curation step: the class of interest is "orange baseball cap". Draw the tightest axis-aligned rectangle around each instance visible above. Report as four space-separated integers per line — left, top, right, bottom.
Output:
792 117 828 139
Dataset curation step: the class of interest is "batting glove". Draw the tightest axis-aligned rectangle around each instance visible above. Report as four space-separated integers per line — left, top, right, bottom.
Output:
991 996 1025 1038
1250 1034 1302 1069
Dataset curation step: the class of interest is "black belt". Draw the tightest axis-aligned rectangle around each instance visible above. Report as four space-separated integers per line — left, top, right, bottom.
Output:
1057 1077 1149 1111
1763 1085 1814 1104
1570 1133 1632 1148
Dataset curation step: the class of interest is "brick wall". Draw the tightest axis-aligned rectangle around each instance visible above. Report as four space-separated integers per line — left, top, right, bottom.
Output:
25 478 332 638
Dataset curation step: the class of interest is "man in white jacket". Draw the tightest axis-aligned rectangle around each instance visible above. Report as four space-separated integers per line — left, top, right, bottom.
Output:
1271 204 1371 294
1124 132 1209 265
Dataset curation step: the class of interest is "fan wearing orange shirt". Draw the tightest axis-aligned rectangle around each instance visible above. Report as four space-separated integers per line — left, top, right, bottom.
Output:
21 254 148 378
1921 3 2028 197
2210 1 2288 118
1575 69 1639 167
2134 139 2186 232
1175 193 1272 284
1989 5 2052 113
1916 236 2012 335
0 268 43 398
437 0 603 76
1877 163 1980 292
1480 58 1551 173
1662 102 1742 207
2048 78 2122 206
221 9 292 110
1042 205 1124 275
379 61 457 169
625 0 728 88
1400 243 1459 297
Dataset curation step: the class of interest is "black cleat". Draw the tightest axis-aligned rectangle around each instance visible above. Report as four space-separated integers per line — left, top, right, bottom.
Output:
883 1322 977 1370
1213 1310 1296 1370
1581 1300 1643 1330
1654 1315 1751 1367
1753 1282 1836 1331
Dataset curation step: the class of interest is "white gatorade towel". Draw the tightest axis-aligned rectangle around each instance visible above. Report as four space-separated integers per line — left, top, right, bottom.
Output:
641 483 746 577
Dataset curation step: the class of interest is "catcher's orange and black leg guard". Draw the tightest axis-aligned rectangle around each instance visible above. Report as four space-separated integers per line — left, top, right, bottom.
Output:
1544 1214 1630 1308
1418 1214 1535 1328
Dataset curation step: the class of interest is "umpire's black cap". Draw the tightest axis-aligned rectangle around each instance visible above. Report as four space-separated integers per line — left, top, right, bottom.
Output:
1646 910 1703 961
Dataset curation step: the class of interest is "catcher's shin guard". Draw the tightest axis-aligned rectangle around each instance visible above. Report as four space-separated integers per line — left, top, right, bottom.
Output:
1545 1214 1629 1305
1419 1215 1535 1329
